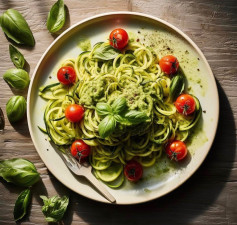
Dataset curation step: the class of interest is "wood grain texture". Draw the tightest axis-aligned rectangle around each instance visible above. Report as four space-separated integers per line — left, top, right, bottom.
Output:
0 0 237 224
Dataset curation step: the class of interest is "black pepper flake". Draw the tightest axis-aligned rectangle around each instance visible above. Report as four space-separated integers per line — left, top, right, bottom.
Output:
138 31 141 33
197 57 200 60
167 47 170 50
185 50 189 54
47 149 49 151
203 110 206 113
197 68 200 71
49 76 52 79
136 39 140 42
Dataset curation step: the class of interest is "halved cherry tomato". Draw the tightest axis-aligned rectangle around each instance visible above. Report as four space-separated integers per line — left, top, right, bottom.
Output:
57 66 76 85
124 160 143 182
166 140 188 161
109 28 129 50
175 94 196 116
159 55 179 75
65 104 84 123
71 139 90 161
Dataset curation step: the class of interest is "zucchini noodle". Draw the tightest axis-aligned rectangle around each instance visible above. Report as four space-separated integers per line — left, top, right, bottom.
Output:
39 40 202 188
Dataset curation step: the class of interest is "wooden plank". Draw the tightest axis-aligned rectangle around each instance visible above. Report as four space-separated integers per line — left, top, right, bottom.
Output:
0 0 237 224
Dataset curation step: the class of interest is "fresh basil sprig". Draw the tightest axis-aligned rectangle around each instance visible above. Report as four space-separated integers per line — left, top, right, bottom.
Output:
169 74 185 101
96 97 149 138
9 44 25 69
47 0 66 33
3 68 30 90
0 158 40 187
40 195 69 222
6 96 26 123
0 9 35 46
93 43 120 61
14 189 31 221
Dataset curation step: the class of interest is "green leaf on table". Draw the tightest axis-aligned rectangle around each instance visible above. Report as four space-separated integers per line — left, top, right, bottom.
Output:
93 43 120 60
6 96 26 123
47 0 66 33
3 68 30 89
0 9 35 46
40 195 69 222
0 158 40 187
14 189 31 221
98 115 116 138
9 44 25 69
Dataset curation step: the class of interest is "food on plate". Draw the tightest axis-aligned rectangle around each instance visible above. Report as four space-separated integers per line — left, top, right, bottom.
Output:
39 28 202 188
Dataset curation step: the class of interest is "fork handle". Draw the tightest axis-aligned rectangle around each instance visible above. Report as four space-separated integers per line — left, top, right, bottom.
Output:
85 172 116 203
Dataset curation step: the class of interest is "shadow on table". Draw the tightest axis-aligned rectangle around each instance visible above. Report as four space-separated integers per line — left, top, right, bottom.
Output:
68 80 236 225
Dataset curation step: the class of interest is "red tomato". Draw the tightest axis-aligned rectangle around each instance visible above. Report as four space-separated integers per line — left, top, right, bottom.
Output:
124 160 143 182
65 104 84 123
159 55 179 75
71 140 90 160
175 94 196 116
109 28 129 50
166 140 188 161
57 66 76 85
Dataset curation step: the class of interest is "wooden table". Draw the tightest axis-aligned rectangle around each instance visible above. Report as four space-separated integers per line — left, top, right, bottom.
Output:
0 0 236 224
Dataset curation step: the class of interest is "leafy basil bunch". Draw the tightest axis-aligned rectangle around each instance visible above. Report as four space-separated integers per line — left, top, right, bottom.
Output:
169 74 185 101
40 195 69 222
3 68 30 89
0 158 40 187
96 97 149 138
6 96 26 123
14 189 31 221
0 9 35 46
92 42 120 60
9 44 25 69
47 0 66 33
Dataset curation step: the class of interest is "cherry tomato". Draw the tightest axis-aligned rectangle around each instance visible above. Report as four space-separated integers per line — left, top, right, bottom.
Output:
166 140 188 161
124 160 143 182
57 66 76 85
159 55 179 75
65 104 84 123
109 28 129 50
71 139 90 161
175 94 196 116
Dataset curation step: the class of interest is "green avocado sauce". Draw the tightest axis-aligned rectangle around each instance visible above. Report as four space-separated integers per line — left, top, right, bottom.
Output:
77 36 91 51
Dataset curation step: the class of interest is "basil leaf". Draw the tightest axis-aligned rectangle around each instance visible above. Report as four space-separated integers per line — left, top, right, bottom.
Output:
9 44 25 69
6 96 26 123
169 75 185 101
93 43 120 60
124 110 149 124
98 115 116 138
96 103 112 116
14 189 31 221
40 195 69 222
0 107 5 131
0 9 35 46
111 97 127 114
3 68 30 89
0 158 40 187
47 0 66 33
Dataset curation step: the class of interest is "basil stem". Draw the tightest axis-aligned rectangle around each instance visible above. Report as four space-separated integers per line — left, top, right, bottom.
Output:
0 9 35 46
3 68 30 90
47 0 66 33
6 96 26 123
14 189 31 221
0 158 40 187
40 195 69 222
9 44 25 69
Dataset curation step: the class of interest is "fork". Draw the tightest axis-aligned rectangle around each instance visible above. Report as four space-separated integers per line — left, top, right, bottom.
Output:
56 148 116 203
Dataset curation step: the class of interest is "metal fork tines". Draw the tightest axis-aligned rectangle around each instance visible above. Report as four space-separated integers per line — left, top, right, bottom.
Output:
56 149 116 203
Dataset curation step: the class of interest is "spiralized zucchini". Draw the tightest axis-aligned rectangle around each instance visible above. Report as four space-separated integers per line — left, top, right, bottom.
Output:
39 40 201 188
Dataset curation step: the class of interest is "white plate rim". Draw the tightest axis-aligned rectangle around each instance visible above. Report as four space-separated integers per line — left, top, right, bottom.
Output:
27 11 219 205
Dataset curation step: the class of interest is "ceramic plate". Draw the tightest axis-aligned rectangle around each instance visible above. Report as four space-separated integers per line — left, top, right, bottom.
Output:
27 12 219 204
